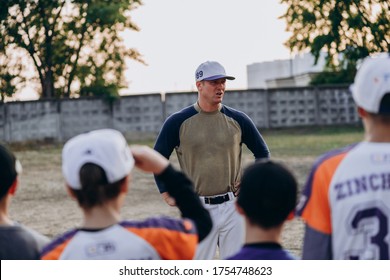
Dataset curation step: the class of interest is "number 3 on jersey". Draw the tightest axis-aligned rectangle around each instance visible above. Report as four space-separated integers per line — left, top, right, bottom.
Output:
346 202 390 260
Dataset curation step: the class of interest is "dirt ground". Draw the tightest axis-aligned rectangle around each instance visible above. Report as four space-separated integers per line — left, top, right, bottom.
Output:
9 146 314 258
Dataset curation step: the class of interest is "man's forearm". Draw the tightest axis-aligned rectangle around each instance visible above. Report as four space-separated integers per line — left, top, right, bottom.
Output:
155 165 212 241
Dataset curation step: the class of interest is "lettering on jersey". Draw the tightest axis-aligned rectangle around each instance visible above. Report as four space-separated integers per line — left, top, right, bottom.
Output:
335 172 390 201
371 153 390 164
86 242 116 257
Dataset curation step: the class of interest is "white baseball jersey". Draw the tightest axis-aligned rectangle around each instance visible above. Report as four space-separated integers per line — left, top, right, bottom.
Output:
41 218 197 260
297 142 390 259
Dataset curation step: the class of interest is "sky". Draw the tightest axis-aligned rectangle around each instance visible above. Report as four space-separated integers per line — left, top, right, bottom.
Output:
120 0 292 95
18 0 292 99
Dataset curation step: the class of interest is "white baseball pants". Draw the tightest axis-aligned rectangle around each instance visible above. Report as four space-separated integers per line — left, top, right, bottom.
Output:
194 192 244 259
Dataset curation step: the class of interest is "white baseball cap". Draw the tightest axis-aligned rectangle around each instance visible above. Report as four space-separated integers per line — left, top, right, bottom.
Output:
195 61 235 81
350 52 390 114
62 129 135 190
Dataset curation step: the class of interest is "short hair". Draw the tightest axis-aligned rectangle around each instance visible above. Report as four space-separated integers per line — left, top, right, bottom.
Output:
378 92 390 115
370 93 390 123
0 145 18 199
69 163 125 209
237 161 297 229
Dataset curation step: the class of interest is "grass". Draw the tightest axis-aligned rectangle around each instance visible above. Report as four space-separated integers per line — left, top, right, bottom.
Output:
7 125 365 159
259 125 364 157
131 125 365 162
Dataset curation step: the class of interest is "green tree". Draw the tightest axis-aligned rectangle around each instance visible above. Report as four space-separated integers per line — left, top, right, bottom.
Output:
280 0 389 84
0 0 144 99
0 47 26 102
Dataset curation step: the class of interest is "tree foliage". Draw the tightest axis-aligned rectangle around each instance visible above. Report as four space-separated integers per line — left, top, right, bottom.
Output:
0 0 144 99
280 0 389 84
0 44 27 102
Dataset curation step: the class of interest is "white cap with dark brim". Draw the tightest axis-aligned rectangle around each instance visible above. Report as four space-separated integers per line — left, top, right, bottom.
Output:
195 61 235 81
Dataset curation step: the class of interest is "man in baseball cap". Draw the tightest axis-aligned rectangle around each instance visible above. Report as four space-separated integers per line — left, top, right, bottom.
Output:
297 52 390 260
0 144 49 259
154 61 270 259
41 129 211 260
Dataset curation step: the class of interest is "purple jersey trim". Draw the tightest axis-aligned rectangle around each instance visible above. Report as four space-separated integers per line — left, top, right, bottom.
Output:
40 228 79 257
296 143 359 216
120 217 196 234
41 217 196 259
227 243 297 260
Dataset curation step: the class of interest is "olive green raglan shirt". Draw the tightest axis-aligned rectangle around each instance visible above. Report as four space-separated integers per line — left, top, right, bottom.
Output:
154 103 270 196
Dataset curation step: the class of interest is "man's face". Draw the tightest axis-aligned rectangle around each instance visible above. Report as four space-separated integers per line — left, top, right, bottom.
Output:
197 78 227 105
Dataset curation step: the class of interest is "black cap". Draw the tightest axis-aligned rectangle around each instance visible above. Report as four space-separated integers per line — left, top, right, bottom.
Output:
0 144 20 198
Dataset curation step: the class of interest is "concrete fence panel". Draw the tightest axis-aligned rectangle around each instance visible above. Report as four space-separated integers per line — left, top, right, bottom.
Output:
113 94 163 134
317 87 359 125
267 88 318 128
60 98 112 141
2 100 59 142
0 86 359 143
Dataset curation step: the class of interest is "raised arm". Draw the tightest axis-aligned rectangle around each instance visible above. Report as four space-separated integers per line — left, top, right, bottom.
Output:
131 146 212 242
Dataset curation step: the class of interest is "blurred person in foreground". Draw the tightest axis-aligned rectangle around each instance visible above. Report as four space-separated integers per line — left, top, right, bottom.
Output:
0 144 49 259
297 53 390 259
227 160 298 260
41 129 211 260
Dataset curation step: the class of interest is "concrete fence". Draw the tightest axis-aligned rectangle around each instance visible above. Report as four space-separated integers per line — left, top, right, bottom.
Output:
0 86 359 143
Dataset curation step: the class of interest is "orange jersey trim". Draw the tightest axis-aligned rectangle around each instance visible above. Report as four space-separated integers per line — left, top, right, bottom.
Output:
41 239 73 260
301 151 349 234
126 224 198 260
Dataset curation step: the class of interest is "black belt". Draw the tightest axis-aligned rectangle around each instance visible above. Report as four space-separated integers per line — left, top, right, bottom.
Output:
204 194 230 205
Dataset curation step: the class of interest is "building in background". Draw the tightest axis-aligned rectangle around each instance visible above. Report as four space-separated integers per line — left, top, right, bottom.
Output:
247 52 327 89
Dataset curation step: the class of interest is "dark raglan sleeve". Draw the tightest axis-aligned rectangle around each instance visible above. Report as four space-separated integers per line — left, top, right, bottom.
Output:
298 157 332 259
153 115 181 193
239 112 270 160
302 225 332 259
155 165 212 242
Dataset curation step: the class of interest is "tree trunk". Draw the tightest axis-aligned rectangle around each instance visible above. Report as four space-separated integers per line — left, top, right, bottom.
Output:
41 71 55 99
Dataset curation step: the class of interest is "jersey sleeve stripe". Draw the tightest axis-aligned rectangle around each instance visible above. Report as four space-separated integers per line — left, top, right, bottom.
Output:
40 229 78 259
40 236 76 260
120 217 197 233
123 220 198 259
297 144 357 234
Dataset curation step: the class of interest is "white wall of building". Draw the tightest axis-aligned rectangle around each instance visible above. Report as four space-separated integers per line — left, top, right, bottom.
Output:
247 52 327 89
